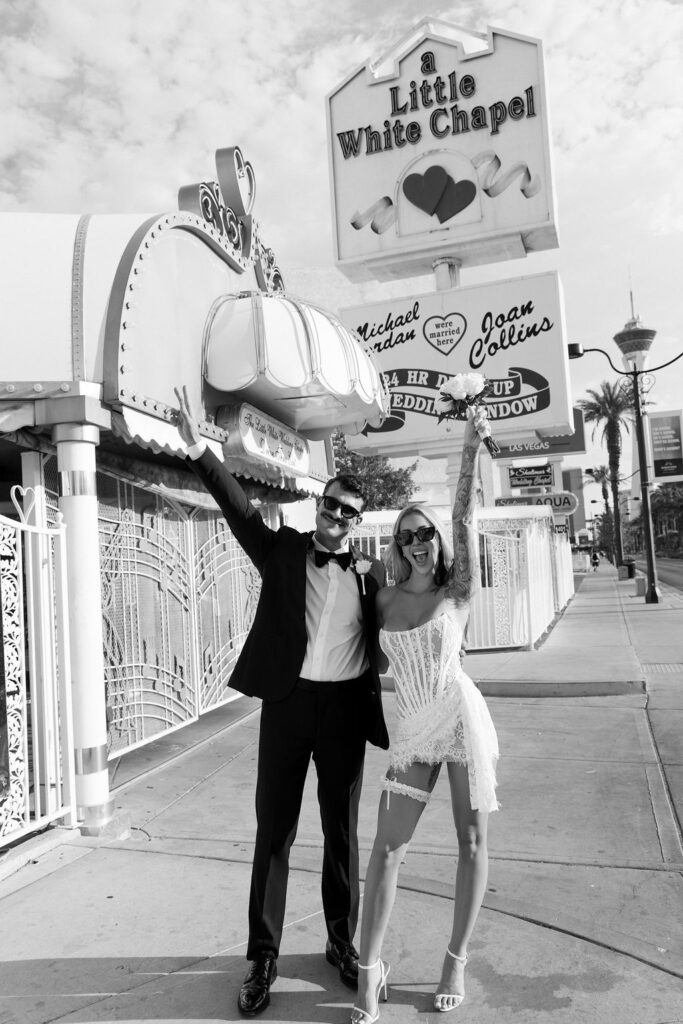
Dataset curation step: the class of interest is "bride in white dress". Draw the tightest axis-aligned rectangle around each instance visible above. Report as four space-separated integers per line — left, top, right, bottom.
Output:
351 408 499 1024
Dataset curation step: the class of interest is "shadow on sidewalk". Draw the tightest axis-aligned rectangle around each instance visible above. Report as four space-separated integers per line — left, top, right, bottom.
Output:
0 952 375 1023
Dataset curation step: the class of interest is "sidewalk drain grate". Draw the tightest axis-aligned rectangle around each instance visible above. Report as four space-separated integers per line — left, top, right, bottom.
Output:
642 663 683 673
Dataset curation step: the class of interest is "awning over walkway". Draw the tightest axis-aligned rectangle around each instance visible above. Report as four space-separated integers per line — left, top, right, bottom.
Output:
204 292 387 439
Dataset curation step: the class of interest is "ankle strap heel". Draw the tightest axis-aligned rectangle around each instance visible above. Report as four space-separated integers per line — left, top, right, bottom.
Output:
434 949 468 1013
350 959 390 1024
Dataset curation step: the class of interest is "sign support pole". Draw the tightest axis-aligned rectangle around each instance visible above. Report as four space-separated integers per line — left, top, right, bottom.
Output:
433 257 495 507
432 258 461 291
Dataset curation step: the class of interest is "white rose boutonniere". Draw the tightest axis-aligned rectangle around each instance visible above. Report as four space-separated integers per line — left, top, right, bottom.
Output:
434 372 500 455
354 557 373 594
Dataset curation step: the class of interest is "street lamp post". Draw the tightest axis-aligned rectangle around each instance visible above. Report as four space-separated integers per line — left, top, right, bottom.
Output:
568 341 683 603
630 367 660 602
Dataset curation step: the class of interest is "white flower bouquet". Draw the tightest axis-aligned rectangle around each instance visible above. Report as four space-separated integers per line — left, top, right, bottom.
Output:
434 372 500 455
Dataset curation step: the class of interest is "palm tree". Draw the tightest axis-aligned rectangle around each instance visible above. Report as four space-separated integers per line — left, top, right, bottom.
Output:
584 465 614 560
585 464 611 513
578 381 634 565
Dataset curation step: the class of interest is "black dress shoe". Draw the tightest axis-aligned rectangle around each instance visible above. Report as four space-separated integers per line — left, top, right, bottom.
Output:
237 952 277 1016
325 939 359 989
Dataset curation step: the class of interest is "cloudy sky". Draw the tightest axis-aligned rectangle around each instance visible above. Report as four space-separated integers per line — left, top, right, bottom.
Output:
1 0 682 490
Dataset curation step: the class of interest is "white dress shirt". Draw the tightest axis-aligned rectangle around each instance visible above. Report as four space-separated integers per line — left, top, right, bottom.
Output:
299 541 368 681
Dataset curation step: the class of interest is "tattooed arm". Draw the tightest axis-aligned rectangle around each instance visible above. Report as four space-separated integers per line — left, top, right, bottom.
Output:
448 408 486 607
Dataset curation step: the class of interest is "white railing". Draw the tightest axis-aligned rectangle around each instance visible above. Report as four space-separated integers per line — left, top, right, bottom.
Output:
0 487 76 849
353 506 573 651
522 518 557 646
94 473 259 760
469 530 528 648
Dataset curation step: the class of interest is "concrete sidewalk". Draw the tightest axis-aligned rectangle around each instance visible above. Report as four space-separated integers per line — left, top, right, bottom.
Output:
0 565 682 1023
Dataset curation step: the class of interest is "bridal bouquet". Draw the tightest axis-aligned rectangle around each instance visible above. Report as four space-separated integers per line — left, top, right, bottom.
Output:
434 372 500 455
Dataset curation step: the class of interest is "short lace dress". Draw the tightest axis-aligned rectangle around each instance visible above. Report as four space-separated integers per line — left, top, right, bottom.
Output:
379 611 499 813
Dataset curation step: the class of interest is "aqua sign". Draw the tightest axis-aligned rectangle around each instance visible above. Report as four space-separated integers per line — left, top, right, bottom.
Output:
496 491 579 516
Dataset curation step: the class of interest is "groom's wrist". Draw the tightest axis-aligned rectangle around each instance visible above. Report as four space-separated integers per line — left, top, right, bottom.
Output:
186 440 207 460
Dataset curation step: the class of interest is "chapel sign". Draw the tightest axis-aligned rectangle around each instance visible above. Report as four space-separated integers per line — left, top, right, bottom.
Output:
341 271 571 458
327 20 557 282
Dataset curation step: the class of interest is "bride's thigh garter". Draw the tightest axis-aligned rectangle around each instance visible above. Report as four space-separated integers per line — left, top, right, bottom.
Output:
381 775 431 808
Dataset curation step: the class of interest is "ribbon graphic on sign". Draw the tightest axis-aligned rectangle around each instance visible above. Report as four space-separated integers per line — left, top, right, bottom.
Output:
350 150 541 234
364 366 550 434
472 151 541 198
350 196 396 234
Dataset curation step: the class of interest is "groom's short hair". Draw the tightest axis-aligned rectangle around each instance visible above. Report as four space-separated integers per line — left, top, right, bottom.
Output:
323 473 367 508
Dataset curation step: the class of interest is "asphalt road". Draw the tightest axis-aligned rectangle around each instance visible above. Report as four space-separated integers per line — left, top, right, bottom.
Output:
635 554 683 591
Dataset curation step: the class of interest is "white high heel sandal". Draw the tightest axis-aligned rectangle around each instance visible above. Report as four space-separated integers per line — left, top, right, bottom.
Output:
350 958 390 1024
434 948 468 1012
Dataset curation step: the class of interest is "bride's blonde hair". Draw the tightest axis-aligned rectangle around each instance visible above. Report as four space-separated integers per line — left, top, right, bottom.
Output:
383 503 454 585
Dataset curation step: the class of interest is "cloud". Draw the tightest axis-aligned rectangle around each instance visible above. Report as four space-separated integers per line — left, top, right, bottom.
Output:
0 0 681 475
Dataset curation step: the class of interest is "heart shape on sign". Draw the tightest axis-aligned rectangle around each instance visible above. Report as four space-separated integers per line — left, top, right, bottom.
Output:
402 165 450 216
403 164 477 222
435 178 477 223
423 313 467 357
216 145 256 217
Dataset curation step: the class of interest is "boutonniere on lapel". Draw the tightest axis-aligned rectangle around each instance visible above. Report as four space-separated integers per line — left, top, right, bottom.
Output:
353 557 373 595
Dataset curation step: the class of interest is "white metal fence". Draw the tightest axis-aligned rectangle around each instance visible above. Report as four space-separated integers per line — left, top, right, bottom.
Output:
95 473 261 759
12 446 573 809
0 488 76 849
353 505 572 650
40 458 262 762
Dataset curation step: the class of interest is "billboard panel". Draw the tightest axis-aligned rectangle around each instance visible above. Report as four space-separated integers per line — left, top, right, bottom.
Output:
649 410 683 483
341 270 571 457
494 406 586 458
508 464 553 488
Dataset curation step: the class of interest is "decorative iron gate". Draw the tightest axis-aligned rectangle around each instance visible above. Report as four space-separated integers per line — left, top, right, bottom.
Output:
0 489 75 849
95 471 261 758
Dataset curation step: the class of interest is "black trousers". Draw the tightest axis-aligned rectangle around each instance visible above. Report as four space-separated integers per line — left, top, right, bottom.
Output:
246 674 369 960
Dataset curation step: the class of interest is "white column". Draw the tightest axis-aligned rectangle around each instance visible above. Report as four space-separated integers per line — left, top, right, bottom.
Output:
547 457 564 491
52 423 111 835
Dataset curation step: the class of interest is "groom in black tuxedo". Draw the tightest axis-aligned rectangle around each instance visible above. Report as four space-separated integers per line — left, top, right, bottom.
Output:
175 387 388 1016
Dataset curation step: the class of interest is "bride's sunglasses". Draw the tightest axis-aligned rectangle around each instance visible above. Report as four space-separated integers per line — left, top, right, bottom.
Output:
321 495 362 520
395 525 437 547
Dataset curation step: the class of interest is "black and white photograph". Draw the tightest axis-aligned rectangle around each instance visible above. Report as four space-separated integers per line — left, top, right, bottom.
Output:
0 1 681 1021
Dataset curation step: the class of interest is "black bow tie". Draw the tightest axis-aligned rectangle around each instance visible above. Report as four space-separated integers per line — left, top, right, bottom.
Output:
314 549 352 571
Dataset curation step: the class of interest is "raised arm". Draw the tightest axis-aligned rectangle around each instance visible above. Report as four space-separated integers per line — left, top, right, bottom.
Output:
448 407 485 607
173 385 275 571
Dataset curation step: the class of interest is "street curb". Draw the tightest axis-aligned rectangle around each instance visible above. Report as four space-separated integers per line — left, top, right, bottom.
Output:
477 678 646 698
0 826 73 885
383 675 645 698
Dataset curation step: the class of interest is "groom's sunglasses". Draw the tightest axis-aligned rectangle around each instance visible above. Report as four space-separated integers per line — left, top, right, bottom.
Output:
321 495 362 520
395 525 437 546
